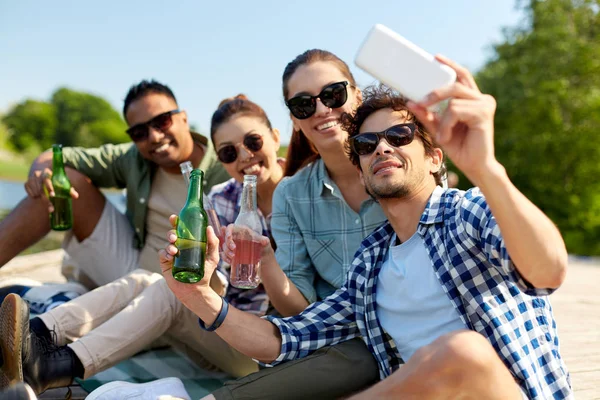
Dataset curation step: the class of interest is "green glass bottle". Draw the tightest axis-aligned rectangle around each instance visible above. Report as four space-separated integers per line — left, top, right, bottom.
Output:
49 144 73 231
173 169 208 283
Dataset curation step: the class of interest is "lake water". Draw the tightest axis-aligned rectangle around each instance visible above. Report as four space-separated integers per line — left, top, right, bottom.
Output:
0 179 126 213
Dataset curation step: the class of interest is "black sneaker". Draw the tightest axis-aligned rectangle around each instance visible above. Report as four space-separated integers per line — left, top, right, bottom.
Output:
0 293 29 388
22 329 77 394
0 294 76 395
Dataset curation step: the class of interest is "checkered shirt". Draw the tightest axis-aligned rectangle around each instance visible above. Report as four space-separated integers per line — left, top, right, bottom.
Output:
265 186 572 399
208 178 269 316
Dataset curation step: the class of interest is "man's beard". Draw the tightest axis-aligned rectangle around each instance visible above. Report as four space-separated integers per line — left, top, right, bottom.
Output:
364 180 411 200
363 168 425 200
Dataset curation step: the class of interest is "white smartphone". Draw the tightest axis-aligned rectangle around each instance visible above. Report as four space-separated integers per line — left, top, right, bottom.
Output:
355 24 456 102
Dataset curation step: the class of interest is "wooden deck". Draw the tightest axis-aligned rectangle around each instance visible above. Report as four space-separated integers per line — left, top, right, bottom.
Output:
1 251 599 399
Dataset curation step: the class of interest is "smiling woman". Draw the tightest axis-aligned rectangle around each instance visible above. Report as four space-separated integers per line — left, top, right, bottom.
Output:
198 49 388 400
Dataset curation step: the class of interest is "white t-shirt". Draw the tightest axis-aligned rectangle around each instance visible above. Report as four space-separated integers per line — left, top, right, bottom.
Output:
375 232 468 361
138 168 187 273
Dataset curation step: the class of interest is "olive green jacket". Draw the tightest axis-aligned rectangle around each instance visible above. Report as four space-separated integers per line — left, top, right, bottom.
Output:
62 132 229 249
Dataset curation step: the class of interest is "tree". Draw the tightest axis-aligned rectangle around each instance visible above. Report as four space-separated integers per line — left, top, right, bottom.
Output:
51 88 130 147
476 0 600 255
0 118 11 150
3 100 58 151
1 88 130 152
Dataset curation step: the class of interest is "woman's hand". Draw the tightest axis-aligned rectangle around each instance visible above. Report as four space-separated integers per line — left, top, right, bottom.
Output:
221 224 273 266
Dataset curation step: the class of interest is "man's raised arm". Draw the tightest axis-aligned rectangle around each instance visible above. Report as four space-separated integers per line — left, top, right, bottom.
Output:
410 55 568 290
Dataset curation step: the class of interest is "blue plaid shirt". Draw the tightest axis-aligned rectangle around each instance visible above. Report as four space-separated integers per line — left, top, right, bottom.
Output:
265 186 572 399
208 178 270 316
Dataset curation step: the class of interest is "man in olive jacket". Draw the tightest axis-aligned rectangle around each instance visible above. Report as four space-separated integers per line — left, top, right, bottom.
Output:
0 80 229 287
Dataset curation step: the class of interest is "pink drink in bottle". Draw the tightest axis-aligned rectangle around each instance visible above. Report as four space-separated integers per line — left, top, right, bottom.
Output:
230 175 262 289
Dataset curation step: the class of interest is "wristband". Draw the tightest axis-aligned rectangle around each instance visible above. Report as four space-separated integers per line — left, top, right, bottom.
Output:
198 297 229 332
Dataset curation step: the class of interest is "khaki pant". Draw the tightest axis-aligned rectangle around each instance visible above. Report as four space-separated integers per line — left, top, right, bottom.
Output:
212 338 380 400
38 269 258 379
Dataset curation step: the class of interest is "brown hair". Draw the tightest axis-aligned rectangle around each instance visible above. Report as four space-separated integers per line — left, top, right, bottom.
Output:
282 49 357 177
341 85 446 186
210 94 273 141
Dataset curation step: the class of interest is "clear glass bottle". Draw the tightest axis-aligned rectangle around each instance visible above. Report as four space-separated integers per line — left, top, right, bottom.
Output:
230 175 262 289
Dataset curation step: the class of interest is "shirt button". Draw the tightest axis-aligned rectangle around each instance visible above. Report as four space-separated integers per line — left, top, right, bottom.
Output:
355 219 360 224
135 228 141 233
139 198 146 204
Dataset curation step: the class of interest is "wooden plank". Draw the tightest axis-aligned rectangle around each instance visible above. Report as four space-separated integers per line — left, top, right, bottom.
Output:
552 262 600 399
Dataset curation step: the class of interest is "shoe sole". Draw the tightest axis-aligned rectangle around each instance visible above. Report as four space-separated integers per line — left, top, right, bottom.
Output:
0 294 27 388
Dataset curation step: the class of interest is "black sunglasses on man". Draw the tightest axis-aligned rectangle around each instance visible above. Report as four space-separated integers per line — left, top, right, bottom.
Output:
126 109 182 142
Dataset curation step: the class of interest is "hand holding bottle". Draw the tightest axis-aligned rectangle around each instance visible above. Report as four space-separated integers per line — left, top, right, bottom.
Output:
25 161 79 213
159 214 222 306
230 175 263 289
221 224 272 266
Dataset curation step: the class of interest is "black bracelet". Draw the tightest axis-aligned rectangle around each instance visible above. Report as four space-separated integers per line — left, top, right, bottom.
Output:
198 297 229 332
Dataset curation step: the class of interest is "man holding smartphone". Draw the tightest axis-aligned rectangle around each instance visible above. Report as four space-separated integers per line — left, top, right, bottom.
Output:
167 57 567 399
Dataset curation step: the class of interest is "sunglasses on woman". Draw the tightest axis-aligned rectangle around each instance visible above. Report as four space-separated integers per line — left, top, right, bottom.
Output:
126 109 182 142
217 133 264 164
349 123 416 156
286 81 349 120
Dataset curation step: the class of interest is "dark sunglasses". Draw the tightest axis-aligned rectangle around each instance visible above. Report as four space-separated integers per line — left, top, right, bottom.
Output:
217 134 264 164
126 109 181 142
349 123 416 156
286 81 349 120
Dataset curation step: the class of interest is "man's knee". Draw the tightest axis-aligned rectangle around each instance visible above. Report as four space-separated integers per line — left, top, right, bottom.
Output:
127 268 162 282
416 330 498 381
65 167 94 188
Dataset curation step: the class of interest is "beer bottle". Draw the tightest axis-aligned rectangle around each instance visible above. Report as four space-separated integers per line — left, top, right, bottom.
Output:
230 175 262 289
49 144 73 231
179 161 222 237
173 169 208 283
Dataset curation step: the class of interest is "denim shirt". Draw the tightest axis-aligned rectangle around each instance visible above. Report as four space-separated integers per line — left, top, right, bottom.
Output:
271 158 387 303
61 132 230 249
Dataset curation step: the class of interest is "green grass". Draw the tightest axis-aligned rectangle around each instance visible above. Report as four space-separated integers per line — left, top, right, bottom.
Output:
278 145 288 158
0 159 29 181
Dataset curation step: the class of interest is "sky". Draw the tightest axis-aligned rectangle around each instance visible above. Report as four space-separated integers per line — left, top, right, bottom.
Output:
0 1 525 144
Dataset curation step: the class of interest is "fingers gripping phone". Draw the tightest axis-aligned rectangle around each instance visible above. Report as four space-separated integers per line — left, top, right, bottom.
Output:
355 24 456 102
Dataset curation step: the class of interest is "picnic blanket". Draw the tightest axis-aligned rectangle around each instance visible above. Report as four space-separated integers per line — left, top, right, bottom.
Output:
76 347 231 398
1 278 232 398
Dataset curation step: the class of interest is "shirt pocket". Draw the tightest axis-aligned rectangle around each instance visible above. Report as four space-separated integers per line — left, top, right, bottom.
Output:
304 237 345 288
